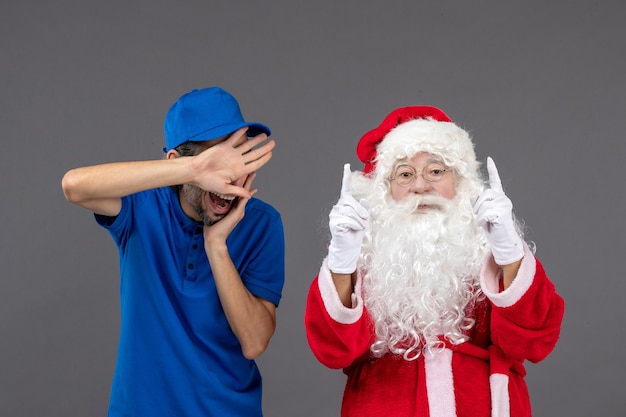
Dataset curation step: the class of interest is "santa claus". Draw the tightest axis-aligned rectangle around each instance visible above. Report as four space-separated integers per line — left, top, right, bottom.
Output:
304 106 564 417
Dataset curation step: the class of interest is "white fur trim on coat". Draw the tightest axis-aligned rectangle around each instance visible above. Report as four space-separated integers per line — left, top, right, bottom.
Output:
424 348 457 417
480 242 536 308
490 373 511 417
317 257 364 324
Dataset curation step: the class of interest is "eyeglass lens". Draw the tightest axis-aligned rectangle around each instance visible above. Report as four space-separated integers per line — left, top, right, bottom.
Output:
393 163 448 186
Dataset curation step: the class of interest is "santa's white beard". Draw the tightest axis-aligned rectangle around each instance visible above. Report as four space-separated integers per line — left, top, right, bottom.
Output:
360 190 489 360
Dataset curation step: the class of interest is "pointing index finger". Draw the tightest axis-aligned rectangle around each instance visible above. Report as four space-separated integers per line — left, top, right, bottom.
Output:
340 163 353 198
486 157 503 192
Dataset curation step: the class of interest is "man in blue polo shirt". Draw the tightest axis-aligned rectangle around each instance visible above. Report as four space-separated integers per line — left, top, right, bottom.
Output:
62 87 285 416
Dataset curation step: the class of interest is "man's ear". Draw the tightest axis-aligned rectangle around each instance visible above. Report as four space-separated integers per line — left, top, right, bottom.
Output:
166 149 181 160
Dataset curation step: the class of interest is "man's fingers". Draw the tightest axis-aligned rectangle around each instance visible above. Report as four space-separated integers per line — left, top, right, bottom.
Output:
242 150 273 174
241 138 275 164
220 172 257 201
486 157 503 192
225 127 249 145
340 163 352 198
221 184 252 199
243 172 257 191
238 134 270 154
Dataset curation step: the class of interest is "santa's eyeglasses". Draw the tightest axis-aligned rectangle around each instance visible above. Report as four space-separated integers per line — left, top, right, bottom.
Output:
388 163 451 187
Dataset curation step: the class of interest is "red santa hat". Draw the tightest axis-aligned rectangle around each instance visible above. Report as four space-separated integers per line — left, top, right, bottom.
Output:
356 106 478 179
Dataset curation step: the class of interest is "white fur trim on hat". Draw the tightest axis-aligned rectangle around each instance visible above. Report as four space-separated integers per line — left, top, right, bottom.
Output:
374 119 479 181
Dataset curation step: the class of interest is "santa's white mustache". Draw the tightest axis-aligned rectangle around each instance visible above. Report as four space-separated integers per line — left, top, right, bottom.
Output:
390 194 451 213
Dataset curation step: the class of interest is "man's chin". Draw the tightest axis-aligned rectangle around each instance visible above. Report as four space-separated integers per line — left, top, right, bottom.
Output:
199 210 227 226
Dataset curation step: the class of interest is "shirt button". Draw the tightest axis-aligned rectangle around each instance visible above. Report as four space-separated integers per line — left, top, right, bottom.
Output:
188 264 194 270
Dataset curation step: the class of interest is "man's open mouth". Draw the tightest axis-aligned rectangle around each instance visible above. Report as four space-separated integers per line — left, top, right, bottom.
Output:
208 192 236 215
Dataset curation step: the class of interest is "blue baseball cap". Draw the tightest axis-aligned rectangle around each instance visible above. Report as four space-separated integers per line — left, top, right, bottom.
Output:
163 87 271 152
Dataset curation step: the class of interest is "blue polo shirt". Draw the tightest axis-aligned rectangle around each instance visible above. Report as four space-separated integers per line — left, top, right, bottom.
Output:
96 187 285 417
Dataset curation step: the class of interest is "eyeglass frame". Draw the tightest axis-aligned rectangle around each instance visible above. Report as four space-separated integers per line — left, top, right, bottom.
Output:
388 161 452 187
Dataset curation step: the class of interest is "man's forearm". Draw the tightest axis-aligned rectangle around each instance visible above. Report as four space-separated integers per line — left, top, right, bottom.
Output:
206 243 277 360
62 159 192 203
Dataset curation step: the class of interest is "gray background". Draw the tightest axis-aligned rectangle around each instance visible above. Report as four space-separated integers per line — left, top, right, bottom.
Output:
1 0 624 416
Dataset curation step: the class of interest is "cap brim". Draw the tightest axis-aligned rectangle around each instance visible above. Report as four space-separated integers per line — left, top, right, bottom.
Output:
190 121 271 143
164 121 272 152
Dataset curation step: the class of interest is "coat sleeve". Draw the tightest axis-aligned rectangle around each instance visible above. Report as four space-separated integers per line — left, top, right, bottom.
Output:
304 257 374 369
480 244 565 363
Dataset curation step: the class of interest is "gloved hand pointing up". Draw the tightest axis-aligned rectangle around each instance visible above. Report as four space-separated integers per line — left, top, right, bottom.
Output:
473 157 524 266
327 164 370 274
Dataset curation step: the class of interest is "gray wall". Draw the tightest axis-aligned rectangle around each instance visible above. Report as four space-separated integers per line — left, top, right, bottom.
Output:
1 0 624 415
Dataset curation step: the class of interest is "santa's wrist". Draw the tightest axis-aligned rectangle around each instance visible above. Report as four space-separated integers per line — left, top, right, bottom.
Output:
327 247 359 274
493 252 524 266
319 258 364 323
481 242 535 307
329 269 355 277
490 235 524 265
328 265 357 274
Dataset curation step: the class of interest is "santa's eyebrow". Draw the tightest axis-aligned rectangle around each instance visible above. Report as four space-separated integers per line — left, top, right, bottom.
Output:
394 162 413 169
425 157 447 165
393 158 447 169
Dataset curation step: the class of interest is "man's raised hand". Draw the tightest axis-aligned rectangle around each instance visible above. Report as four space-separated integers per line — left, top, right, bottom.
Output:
190 128 275 198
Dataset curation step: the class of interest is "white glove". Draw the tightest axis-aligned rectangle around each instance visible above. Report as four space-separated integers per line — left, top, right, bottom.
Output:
327 164 370 274
473 157 524 265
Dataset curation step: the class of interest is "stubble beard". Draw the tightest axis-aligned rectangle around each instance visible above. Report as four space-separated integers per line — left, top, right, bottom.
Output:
182 184 224 226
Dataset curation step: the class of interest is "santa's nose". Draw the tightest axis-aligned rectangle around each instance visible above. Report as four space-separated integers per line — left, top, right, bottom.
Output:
409 175 432 193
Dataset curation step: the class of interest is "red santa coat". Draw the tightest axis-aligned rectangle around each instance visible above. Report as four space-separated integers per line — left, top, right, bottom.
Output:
305 245 564 417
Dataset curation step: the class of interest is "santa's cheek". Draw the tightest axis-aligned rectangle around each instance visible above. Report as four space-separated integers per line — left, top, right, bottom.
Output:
391 189 408 202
